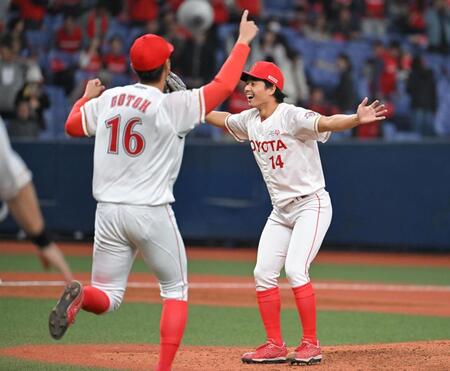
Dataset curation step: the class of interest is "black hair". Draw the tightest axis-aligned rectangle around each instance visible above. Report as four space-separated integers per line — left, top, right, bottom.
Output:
134 64 165 84
262 80 285 103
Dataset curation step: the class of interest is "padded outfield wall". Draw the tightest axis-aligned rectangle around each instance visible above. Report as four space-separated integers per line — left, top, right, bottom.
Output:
1 140 449 250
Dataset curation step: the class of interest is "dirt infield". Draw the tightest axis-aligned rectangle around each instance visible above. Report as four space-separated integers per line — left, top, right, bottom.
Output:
1 341 449 370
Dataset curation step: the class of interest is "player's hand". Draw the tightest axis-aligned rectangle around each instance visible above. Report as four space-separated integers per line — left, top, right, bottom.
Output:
165 71 187 92
356 97 387 125
237 10 258 45
83 78 105 99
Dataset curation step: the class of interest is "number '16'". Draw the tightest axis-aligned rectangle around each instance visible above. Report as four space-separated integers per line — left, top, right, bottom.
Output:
105 116 145 156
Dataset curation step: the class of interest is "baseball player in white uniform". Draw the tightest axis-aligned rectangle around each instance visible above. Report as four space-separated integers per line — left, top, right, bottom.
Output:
0 117 73 282
48 11 258 371
206 61 387 366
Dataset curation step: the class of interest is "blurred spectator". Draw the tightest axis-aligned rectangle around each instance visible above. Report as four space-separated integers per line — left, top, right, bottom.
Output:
306 87 334 116
8 98 41 138
12 0 47 30
304 13 330 41
374 41 399 98
81 0 110 43
176 31 216 88
331 6 360 41
6 17 26 56
424 0 450 54
55 14 83 54
361 0 386 38
406 55 438 137
283 50 310 105
234 0 261 22
126 0 159 28
15 64 49 131
334 53 356 112
70 37 103 102
103 35 129 87
0 35 27 119
212 0 230 25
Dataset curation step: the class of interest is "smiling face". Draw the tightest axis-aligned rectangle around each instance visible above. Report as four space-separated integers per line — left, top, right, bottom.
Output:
243 78 276 108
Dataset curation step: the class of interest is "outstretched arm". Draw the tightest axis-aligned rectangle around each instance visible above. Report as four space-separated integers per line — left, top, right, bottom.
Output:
318 98 387 133
205 111 229 128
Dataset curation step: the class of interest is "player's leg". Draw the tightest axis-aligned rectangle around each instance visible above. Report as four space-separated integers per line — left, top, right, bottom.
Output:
0 123 72 282
284 190 332 365
126 204 188 371
242 213 292 364
49 203 134 340
7 181 73 282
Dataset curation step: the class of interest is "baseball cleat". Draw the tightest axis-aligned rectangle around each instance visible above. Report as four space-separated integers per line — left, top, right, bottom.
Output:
287 340 322 366
241 339 288 364
49 280 84 340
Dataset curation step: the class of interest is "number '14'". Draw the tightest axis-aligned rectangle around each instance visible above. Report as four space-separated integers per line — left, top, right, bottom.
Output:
269 154 284 169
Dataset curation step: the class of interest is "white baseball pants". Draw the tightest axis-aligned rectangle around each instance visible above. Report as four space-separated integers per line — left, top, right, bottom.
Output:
254 188 332 290
91 202 188 311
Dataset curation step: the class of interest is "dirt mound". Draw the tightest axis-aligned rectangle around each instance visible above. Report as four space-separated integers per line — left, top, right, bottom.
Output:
1 341 449 370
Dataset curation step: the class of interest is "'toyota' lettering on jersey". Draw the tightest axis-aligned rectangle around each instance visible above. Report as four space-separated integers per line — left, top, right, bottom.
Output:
250 139 287 153
110 94 151 113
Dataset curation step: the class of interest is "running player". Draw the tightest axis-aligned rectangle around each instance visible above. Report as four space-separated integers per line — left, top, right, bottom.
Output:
205 61 387 365
47 11 258 371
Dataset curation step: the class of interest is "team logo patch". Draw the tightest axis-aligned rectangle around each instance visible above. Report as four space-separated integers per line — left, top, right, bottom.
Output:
304 111 318 119
269 129 281 137
267 75 278 84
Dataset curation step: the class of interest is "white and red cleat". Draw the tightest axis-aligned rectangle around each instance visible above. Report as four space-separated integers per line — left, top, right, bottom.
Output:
241 339 288 364
288 340 322 365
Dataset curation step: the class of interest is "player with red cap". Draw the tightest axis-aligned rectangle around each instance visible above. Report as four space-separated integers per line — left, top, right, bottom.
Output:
206 61 387 366
47 10 258 371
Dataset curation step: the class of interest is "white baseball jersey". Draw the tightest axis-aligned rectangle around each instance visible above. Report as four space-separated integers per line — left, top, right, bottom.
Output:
225 103 331 209
81 83 205 205
0 117 32 201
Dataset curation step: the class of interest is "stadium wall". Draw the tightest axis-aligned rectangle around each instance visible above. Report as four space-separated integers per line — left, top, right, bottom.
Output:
1 140 449 250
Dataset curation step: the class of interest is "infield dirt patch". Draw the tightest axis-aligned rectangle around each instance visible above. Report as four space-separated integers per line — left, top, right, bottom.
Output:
1 341 449 370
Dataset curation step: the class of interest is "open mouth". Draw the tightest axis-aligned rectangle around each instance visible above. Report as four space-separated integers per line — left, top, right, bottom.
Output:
246 93 254 102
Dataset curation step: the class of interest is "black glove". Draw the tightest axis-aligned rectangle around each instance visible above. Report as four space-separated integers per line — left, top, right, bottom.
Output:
165 71 187 92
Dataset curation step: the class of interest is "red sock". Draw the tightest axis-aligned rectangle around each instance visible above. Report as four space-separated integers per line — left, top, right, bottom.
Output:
256 287 283 345
292 282 317 344
82 286 110 314
157 299 188 371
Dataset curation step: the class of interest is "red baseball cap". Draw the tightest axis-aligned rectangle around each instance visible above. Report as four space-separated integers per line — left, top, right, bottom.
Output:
130 34 174 71
241 61 286 96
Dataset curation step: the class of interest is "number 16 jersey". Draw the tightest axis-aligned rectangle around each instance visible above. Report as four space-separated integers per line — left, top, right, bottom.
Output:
81 83 205 205
225 103 331 209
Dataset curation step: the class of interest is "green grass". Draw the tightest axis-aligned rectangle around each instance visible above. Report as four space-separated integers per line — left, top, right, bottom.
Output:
1 297 449 349
1 255 450 285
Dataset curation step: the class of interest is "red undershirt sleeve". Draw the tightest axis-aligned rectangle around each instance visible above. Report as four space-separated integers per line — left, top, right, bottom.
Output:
203 43 250 113
65 96 90 137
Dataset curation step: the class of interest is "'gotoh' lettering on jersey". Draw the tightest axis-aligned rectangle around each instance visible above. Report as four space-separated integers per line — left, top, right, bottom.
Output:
110 94 151 113
250 139 287 153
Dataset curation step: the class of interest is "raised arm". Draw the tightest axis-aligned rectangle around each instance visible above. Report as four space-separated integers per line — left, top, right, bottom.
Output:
202 10 258 113
65 79 105 137
317 98 387 133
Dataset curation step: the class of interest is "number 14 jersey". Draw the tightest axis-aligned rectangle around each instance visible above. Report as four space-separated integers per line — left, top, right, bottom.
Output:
225 103 331 209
